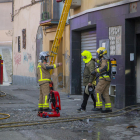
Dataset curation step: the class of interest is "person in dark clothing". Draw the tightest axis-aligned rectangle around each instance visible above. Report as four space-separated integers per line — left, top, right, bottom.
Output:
77 50 96 112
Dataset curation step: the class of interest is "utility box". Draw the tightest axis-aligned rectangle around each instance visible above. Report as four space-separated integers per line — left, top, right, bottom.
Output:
70 0 81 9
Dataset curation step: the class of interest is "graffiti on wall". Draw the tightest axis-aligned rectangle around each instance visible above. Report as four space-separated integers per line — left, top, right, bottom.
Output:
5 30 13 37
29 62 34 72
14 53 21 66
23 52 32 62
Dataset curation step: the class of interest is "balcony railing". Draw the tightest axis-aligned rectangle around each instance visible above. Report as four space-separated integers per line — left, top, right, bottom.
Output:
40 0 59 26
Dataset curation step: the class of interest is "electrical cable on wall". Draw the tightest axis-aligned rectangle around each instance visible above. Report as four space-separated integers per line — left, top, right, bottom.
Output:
12 0 44 18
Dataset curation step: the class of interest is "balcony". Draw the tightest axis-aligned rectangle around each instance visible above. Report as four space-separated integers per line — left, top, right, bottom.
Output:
40 0 60 26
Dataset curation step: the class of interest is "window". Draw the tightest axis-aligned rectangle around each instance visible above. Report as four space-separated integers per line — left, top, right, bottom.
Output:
22 29 26 49
18 36 21 52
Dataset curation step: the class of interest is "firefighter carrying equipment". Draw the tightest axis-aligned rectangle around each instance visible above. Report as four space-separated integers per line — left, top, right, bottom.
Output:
82 50 96 87
91 47 112 111
92 47 117 80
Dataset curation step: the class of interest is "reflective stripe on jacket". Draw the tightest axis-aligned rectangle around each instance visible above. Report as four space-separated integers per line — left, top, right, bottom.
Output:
95 59 111 81
37 64 51 82
37 62 59 85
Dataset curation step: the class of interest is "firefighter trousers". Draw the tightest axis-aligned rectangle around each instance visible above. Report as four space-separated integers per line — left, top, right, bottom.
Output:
95 79 111 109
38 83 50 110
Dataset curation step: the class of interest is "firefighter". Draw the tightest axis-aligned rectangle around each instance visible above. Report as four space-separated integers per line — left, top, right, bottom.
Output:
77 50 96 112
37 51 62 114
91 47 112 113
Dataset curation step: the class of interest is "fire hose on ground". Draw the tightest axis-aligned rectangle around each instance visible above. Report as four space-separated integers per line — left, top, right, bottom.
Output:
0 91 10 120
0 104 140 128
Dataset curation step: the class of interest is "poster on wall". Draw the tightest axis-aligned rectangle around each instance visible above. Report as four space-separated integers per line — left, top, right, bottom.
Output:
109 26 122 55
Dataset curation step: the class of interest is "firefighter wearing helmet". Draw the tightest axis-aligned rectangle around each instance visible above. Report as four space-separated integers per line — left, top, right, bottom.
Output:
91 47 112 113
77 50 96 112
37 51 62 115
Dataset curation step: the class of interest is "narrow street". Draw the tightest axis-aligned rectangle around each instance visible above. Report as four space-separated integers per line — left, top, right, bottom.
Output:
1 0 140 140
0 85 140 140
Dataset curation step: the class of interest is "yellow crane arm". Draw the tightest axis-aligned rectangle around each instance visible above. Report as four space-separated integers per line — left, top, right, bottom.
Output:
49 0 72 75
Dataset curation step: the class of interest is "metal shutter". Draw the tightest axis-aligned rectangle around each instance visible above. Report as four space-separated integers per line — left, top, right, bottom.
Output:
81 31 97 94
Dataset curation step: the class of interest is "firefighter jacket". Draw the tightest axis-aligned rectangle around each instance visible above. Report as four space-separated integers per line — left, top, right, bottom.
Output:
95 58 111 81
83 59 96 86
37 62 59 86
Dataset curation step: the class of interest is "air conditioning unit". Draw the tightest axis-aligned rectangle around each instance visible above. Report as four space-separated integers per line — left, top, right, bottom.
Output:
70 0 81 9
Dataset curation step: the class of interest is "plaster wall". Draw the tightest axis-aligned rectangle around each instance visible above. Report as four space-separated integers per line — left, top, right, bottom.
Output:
70 0 125 16
13 0 41 79
43 25 70 93
0 2 12 42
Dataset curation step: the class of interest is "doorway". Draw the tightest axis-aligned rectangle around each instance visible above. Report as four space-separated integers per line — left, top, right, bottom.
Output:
136 34 140 103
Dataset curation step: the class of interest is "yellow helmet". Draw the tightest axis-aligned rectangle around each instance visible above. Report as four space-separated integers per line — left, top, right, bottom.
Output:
0 55 2 60
81 50 92 63
96 47 107 57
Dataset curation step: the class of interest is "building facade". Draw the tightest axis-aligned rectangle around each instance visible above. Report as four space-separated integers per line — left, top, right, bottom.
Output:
40 0 70 93
12 0 42 85
70 0 139 108
0 0 13 44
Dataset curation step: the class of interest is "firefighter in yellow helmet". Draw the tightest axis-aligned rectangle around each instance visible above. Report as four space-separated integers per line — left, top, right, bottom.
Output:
37 51 62 115
77 50 96 112
91 47 112 113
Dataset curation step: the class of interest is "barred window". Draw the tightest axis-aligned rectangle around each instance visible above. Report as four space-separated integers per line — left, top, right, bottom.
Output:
18 36 21 52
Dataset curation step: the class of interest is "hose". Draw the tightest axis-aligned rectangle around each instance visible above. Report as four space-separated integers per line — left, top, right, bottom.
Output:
0 91 6 97
0 91 11 120
0 105 139 128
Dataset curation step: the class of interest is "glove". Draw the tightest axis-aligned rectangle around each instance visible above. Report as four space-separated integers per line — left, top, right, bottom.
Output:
91 71 96 75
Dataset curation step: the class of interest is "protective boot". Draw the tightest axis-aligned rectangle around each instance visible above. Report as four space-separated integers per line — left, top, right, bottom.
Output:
43 108 52 112
91 108 102 111
77 107 86 112
101 108 112 113
37 108 43 116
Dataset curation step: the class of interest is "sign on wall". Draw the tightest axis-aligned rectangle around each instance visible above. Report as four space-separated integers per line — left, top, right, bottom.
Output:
130 2 137 13
109 26 122 55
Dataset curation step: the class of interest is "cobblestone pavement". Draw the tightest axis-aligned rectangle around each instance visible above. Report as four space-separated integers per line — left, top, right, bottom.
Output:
0 85 140 140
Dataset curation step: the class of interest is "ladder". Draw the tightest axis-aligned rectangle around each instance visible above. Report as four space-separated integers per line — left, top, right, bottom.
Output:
49 0 72 75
